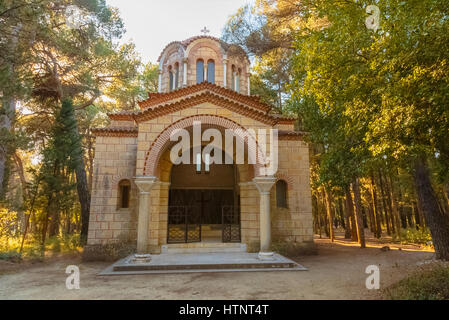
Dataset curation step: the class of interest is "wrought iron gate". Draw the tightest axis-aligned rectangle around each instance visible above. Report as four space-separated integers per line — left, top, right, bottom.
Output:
167 206 201 243
222 205 241 242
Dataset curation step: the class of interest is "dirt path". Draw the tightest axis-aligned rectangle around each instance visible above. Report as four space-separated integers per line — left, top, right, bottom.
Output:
0 236 435 300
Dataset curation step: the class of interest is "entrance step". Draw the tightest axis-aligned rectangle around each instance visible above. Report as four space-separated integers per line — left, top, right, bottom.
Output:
161 242 247 254
101 252 307 275
201 229 222 239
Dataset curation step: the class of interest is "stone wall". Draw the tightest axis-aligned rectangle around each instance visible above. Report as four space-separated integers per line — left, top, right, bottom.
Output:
88 103 313 252
87 135 138 246
271 140 313 244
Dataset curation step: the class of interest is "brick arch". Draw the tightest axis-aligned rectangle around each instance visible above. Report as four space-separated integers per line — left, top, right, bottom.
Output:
185 38 226 60
143 114 267 177
111 173 135 187
275 172 294 190
158 42 185 70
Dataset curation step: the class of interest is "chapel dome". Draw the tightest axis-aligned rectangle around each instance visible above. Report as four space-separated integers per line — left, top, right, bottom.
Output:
157 35 250 94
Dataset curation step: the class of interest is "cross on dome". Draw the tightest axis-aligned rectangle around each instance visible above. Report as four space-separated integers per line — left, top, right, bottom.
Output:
200 26 210 35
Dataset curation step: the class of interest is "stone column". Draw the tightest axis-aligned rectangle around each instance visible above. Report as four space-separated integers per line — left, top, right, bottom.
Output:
253 176 276 260
223 57 228 87
247 65 251 95
183 58 188 87
158 70 162 93
134 176 158 254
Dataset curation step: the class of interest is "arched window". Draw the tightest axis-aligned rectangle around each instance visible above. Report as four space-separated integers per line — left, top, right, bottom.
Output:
196 59 204 84
168 66 174 92
236 68 241 93
207 60 215 84
118 180 131 209
231 65 236 90
174 62 179 89
276 180 288 208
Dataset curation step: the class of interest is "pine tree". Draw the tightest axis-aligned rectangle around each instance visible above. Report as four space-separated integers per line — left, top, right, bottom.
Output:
35 99 81 249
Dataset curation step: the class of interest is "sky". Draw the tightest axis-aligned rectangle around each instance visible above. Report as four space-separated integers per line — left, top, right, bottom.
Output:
106 0 251 64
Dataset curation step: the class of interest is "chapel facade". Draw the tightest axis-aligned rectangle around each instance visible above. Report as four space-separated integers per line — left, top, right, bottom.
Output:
87 36 313 257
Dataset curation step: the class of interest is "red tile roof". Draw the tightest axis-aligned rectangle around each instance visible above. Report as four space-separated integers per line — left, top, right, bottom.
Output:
139 82 271 112
278 130 306 140
108 88 295 126
91 126 138 137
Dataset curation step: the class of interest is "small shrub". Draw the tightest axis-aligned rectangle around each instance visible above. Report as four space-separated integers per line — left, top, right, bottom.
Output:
271 241 317 257
82 241 136 262
392 227 433 246
0 250 22 262
384 263 449 300
47 237 62 253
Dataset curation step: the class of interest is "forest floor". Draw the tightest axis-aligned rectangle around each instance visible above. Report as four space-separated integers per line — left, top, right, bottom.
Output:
0 232 436 300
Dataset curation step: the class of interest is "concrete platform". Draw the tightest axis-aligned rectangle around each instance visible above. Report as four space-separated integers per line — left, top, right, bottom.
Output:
161 242 247 254
99 252 307 275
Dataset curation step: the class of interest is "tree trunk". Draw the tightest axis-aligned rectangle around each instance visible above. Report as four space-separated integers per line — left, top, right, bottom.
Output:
320 189 329 237
324 188 335 242
343 195 352 239
66 100 91 244
445 184 449 212
0 24 20 198
13 153 28 198
382 172 396 235
338 198 345 229
370 175 382 238
345 184 358 241
0 97 15 198
352 178 366 248
41 215 48 253
75 153 90 243
388 175 402 239
413 157 449 260
313 194 322 237
367 203 375 234
48 209 60 237
87 132 94 193
378 170 391 236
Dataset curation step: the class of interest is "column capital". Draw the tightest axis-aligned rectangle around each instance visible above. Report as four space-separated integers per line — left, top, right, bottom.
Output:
253 176 276 194
134 176 158 194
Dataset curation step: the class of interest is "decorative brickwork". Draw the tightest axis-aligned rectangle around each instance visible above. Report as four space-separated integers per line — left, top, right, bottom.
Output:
143 114 266 177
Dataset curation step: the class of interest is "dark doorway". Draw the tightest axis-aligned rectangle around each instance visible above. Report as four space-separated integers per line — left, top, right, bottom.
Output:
168 158 241 244
167 189 240 243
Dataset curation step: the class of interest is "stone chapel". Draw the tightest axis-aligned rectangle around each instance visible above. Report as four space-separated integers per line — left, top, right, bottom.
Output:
87 35 313 259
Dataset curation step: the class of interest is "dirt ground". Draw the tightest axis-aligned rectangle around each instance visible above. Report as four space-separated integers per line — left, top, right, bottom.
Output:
0 235 435 300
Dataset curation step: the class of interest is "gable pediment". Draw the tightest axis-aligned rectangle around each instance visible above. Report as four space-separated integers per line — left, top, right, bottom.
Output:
109 83 295 126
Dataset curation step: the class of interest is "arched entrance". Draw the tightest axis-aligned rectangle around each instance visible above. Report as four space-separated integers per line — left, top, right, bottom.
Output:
167 153 241 244
143 115 265 245
134 114 276 255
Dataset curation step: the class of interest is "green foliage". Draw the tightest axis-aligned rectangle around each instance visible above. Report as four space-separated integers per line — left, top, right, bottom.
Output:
0 208 18 241
289 0 449 182
250 73 278 106
222 3 293 111
37 99 80 203
1 0 160 253
46 234 82 253
0 250 22 262
385 264 449 300
392 227 433 246
0 233 82 261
